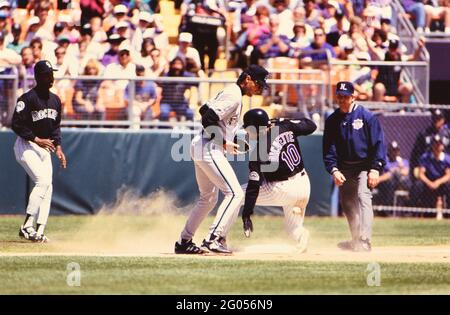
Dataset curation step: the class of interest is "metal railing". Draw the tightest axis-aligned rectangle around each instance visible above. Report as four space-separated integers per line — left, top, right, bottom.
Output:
391 0 431 103
17 73 326 129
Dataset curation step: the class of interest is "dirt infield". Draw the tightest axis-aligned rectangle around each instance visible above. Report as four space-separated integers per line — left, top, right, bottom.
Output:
1 244 449 263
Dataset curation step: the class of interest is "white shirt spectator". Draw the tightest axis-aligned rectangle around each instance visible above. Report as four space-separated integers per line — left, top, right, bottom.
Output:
103 61 136 90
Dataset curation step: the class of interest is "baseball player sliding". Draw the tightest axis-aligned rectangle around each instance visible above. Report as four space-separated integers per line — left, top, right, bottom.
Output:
175 65 269 254
240 109 317 253
11 60 67 243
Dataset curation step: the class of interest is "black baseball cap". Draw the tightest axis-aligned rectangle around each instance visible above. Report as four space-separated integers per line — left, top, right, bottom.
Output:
388 39 399 49
244 65 269 89
336 81 354 96
432 109 445 122
34 60 58 76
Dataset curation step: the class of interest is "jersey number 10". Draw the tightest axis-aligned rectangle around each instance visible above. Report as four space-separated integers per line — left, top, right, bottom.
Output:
281 144 301 171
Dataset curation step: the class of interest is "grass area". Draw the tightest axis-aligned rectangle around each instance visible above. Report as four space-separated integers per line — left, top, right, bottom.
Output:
0 215 449 294
0 256 449 294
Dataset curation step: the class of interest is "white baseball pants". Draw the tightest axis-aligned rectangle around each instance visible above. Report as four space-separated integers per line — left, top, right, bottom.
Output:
224 171 311 241
181 135 244 241
13 137 53 226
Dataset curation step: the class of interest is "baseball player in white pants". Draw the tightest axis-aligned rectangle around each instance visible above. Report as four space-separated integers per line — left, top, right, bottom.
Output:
11 60 67 242
175 65 269 254
239 109 317 253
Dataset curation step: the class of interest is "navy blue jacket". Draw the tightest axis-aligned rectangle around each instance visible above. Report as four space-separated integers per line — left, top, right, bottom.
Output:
323 104 386 174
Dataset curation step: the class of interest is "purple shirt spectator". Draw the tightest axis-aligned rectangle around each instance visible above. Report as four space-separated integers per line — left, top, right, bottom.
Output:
101 49 119 67
255 33 291 58
302 42 336 61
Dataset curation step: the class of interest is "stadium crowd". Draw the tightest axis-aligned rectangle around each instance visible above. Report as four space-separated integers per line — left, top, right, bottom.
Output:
0 0 435 123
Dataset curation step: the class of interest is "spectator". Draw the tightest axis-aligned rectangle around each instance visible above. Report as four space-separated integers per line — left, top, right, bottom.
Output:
291 22 312 52
416 134 450 207
90 16 108 44
181 0 226 70
380 18 399 43
77 23 105 61
304 0 322 28
159 57 196 121
80 0 105 26
325 11 350 53
272 0 295 38
375 141 411 206
232 0 257 35
18 46 36 93
402 0 427 32
136 37 156 70
366 28 388 61
424 0 450 33
411 109 450 170
251 15 291 64
141 19 169 55
167 32 202 74
245 5 271 47
104 4 130 35
148 48 168 77
103 41 137 90
25 16 41 43
125 65 158 121
101 34 125 67
7 23 27 54
0 31 21 68
34 2 55 42
114 21 133 41
131 11 154 53
373 38 425 103
73 59 105 120
337 16 368 53
302 27 336 63
351 51 376 101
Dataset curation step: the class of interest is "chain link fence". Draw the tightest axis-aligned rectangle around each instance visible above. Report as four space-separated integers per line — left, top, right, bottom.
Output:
363 103 450 218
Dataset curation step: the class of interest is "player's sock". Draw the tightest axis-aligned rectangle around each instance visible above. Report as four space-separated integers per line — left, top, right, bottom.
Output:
23 214 35 229
36 224 46 236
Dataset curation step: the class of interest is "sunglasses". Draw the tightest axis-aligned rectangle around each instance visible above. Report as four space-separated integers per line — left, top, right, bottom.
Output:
314 33 325 37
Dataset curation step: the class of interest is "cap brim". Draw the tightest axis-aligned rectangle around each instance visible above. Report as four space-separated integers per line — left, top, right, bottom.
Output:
336 90 353 96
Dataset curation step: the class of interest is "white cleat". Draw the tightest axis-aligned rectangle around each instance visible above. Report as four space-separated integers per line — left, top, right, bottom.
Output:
296 228 310 253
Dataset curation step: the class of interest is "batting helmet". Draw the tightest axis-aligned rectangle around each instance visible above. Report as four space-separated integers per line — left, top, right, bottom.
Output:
243 108 270 129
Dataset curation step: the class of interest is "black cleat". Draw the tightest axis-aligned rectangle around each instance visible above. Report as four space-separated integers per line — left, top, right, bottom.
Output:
19 225 40 242
201 235 232 254
174 239 206 254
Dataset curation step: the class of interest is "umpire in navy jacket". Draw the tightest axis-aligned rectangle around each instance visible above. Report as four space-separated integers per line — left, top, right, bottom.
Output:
323 81 386 252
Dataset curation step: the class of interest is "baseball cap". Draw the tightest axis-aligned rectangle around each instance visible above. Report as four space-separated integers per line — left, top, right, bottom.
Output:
0 10 9 19
12 23 21 33
116 21 129 30
327 0 340 10
389 141 400 150
179 32 192 43
432 109 445 122
0 0 11 8
243 65 269 89
118 41 131 52
336 81 354 96
380 18 391 25
108 33 125 44
27 16 40 27
431 134 444 145
388 39 399 49
80 23 92 36
34 60 58 76
114 4 128 15
139 11 153 23
57 34 71 44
